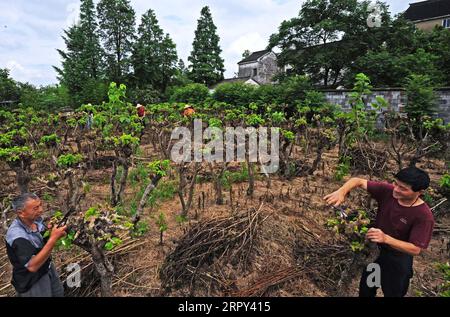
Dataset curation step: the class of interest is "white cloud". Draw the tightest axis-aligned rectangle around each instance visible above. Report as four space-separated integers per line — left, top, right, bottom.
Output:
6 60 45 83
228 33 268 56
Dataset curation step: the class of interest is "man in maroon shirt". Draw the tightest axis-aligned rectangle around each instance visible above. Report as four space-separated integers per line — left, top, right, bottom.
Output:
324 167 434 297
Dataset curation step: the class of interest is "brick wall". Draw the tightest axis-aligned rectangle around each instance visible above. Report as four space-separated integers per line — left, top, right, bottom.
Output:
321 88 450 123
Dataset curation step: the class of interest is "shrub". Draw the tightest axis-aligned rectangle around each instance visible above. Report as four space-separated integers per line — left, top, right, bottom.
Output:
169 83 210 104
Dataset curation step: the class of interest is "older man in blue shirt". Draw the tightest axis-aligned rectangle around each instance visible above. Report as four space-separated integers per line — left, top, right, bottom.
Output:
5 193 67 297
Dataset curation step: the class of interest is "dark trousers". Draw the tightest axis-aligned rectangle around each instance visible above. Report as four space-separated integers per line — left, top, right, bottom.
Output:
17 263 64 297
359 248 413 297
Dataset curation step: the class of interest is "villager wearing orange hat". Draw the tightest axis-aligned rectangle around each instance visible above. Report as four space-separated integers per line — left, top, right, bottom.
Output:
182 104 195 117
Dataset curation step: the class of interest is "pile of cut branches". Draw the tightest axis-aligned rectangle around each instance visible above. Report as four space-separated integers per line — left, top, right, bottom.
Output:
159 204 266 294
294 237 373 296
347 146 388 177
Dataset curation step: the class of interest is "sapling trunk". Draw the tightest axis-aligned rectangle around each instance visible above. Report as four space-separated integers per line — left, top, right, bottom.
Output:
133 174 162 225
10 160 31 194
91 243 114 297
111 158 129 207
179 163 200 218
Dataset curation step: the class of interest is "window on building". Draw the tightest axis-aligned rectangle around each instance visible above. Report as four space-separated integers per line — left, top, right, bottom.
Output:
252 68 257 77
443 18 450 28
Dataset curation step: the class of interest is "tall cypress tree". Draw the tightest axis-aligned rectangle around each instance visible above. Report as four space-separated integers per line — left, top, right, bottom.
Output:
54 24 86 105
132 10 178 93
55 0 105 106
188 6 224 86
80 0 104 81
97 0 135 84
159 34 178 92
132 9 163 89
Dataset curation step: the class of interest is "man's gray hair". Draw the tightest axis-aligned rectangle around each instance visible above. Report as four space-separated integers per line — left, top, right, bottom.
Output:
11 193 39 212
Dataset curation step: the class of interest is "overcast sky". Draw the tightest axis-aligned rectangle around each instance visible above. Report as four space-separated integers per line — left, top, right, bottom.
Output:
0 0 419 86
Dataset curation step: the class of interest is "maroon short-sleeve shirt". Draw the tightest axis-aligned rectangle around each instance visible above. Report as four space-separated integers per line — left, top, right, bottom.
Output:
367 181 435 249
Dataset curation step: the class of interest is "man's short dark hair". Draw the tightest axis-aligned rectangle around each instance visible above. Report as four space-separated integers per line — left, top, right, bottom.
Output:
11 193 39 212
394 167 430 192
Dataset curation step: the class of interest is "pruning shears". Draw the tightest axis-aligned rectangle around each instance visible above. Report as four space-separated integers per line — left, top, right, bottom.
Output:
332 205 348 219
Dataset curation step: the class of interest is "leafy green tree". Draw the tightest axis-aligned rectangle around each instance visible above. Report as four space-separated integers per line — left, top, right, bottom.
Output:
17 83 71 111
0 108 54 192
168 60 193 92
132 9 164 90
55 24 85 103
79 0 105 80
177 59 187 76
405 74 437 123
169 83 210 104
188 6 224 86
159 34 179 92
269 0 391 88
212 82 257 107
427 26 450 86
97 0 135 84
269 0 359 87
347 17 442 87
0 68 20 105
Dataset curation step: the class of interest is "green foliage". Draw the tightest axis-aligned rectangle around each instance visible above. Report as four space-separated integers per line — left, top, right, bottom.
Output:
405 74 437 122
212 82 256 107
281 129 295 143
42 192 55 202
208 117 222 128
0 146 31 162
56 154 83 168
155 212 168 244
437 262 450 297
169 83 210 104
128 163 151 188
84 207 100 221
269 0 389 88
278 75 313 107
104 237 123 251
221 164 250 189
245 114 265 127
148 160 171 177
145 180 177 208
326 208 371 253
155 212 168 232
19 84 72 111
40 134 61 146
55 0 106 107
175 214 188 225
108 134 140 147
422 192 435 206
131 220 149 237
345 73 384 142
427 26 450 86
128 85 162 105
57 230 77 250
334 156 351 181
271 112 287 125
440 174 450 190
97 0 136 84
0 68 20 105
270 0 450 88
132 9 178 93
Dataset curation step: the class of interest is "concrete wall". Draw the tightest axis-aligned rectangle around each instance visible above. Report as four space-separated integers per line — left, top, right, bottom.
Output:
415 17 450 31
321 88 450 123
